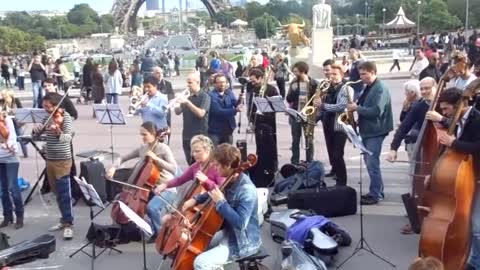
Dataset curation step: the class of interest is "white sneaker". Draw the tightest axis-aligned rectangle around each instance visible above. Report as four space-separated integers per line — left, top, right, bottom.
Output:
63 227 73 240
48 223 65 232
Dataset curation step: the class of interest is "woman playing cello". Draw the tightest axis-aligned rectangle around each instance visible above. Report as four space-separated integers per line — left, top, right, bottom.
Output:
106 121 177 240
179 143 261 270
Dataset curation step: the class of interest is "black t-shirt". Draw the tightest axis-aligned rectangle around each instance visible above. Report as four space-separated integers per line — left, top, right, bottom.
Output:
246 83 278 129
181 90 211 139
29 63 46 82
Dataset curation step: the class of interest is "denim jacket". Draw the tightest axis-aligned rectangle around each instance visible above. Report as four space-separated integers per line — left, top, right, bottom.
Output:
194 173 261 259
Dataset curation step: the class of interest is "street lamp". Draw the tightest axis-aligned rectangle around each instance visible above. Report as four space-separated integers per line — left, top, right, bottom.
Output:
382 8 386 38
417 1 421 35
336 17 340 36
364 1 368 36
264 13 268 39
465 0 470 40
356 14 360 35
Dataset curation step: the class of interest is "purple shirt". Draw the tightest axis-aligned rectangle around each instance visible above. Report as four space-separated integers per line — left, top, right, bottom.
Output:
166 161 224 191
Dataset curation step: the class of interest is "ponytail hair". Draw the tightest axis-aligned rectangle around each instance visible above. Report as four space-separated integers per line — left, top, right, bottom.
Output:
141 121 157 137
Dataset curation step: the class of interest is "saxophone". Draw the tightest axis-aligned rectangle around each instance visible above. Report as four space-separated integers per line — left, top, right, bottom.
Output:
302 79 331 147
337 80 362 134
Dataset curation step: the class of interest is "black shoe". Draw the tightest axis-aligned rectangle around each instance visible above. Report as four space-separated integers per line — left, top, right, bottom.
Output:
360 196 379 205
325 171 336 177
464 264 476 270
0 219 13 228
361 194 372 199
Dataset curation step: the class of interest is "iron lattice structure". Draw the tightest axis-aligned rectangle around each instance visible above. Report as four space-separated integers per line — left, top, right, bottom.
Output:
111 0 232 33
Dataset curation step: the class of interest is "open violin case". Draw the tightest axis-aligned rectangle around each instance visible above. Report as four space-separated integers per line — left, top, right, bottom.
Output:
269 209 338 263
0 234 56 267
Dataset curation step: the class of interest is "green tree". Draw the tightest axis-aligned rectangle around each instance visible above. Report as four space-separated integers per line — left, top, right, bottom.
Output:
447 0 480 28
99 14 114 33
246 1 266 23
252 13 277 39
2 12 33 32
421 0 462 32
0 26 45 55
67 4 100 26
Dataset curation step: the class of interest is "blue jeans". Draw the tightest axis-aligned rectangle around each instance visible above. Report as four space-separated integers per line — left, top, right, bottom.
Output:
32 80 43 108
362 135 386 199
289 117 314 164
146 190 176 236
208 133 233 147
469 187 480 268
106 93 119 104
194 230 231 270
0 163 23 220
55 175 74 225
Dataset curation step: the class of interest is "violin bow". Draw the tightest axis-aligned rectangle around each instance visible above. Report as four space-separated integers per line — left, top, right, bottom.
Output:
106 177 189 221
38 84 74 133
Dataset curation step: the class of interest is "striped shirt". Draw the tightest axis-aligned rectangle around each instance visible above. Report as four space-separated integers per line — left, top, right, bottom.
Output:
43 112 73 160
321 83 354 132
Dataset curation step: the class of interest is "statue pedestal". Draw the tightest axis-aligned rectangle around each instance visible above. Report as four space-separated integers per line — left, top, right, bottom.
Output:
210 30 223 48
311 28 333 65
289 46 311 63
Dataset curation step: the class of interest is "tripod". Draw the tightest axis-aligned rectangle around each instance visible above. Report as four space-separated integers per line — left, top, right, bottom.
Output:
337 153 396 269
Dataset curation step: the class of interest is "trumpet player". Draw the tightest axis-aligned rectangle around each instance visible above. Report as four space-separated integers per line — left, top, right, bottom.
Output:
286 61 318 164
136 76 169 130
174 73 211 165
313 64 353 186
346 61 393 205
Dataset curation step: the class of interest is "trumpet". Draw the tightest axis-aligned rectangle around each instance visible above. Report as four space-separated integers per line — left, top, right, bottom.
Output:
337 80 362 133
300 79 331 117
164 89 191 111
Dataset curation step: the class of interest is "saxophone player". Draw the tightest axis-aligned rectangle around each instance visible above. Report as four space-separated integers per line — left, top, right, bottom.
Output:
286 61 318 164
314 63 353 186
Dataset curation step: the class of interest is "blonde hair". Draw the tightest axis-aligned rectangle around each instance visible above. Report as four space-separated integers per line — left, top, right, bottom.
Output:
409 257 444 270
1 89 14 100
190 135 214 153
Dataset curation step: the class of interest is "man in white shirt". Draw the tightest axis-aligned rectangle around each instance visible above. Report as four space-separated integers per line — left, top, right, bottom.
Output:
410 48 429 79
390 49 402 72
451 52 477 91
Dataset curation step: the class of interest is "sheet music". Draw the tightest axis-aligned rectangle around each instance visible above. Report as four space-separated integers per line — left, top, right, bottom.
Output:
93 104 126 125
73 176 105 208
266 95 286 112
285 108 307 123
118 201 153 237
253 97 274 114
339 122 372 155
14 109 49 124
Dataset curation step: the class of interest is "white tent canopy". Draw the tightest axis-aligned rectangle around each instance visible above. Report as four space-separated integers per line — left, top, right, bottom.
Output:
230 19 248 27
384 6 416 29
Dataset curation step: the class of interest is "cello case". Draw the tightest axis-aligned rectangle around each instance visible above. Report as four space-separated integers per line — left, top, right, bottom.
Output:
0 234 56 267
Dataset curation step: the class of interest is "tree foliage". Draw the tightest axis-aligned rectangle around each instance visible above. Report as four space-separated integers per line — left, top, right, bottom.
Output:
67 4 100 26
252 14 278 39
0 26 46 55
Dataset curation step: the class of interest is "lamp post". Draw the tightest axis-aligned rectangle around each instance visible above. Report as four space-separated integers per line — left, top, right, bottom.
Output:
264 13 268 39
356 14 360 35
336 17 340 36
364 1 368 36
417 0 421 35
465 0 470 40
382 8 386 38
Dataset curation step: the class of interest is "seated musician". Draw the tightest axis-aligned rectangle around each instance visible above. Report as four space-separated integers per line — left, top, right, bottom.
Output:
0 112 24 229
183 144 261 270
424 88 480 270
33 93 74 239
106 121 177 240
154 135 224 219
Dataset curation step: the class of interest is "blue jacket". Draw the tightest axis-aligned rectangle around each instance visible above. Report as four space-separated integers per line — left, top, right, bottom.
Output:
136 91 168 129
195 173 261 259
390 99 429 151
208 88 238 135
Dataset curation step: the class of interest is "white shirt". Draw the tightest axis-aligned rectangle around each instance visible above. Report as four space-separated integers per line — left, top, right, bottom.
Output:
455 74 477 91
457 106 472 138
392 49 402 60
411 57 429 78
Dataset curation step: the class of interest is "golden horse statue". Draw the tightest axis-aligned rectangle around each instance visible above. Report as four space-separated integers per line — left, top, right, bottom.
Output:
278 20 310 48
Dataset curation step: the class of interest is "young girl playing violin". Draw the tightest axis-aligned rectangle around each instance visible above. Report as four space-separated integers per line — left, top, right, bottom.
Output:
106 121 177 240
182 144 261 270
0 111 24 229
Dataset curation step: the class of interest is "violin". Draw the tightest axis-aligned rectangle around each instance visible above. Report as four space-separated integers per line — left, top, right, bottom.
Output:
48 108 64 131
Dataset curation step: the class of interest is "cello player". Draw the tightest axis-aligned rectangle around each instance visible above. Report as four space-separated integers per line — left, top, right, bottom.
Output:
182 144 261 270
425 87 480 270
106 121 177 241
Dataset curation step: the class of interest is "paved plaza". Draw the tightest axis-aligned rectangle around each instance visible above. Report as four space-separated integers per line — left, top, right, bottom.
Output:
3 77 419 270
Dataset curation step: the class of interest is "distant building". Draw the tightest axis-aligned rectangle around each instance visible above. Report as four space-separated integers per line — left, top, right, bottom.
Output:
146 0 160 11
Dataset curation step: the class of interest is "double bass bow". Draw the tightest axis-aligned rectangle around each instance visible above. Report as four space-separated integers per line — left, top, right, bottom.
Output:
156 154 257 270
418 78 480 269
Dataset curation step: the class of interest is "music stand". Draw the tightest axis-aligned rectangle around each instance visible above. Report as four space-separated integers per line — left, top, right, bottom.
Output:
69 177 122 270
15 109 49 205
336 122 395 269
117 201 153 270
93 104 126 164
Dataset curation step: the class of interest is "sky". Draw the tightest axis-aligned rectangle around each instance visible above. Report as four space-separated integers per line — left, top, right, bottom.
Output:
0 0 268 13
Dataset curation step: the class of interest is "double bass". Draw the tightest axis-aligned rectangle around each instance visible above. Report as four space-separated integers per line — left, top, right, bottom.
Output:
110 128 169 224
418 78 480 269
156 154 257 270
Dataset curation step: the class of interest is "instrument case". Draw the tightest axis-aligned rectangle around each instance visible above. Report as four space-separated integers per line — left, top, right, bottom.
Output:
0 234 55 267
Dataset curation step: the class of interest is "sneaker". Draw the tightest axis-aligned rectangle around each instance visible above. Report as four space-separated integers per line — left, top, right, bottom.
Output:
360 196 379 205
48 223 65 232
63 227 73 240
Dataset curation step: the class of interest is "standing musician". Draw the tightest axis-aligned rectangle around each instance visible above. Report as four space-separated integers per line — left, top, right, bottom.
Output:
451 52 477 91
136 76 169 130
286 61 318 164
182 144 261 270
423 88 480 270
347 61 393 205
174 73 211 165
106 121 177 240
0 112 24 229
33 93 74 240
152 67 175 130
41 78 78 120
246 68 278 134
313 63 353 186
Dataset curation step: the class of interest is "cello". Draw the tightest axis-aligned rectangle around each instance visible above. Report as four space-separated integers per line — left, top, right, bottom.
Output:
418 80 480 269
157 154 257 270
110 128 169 224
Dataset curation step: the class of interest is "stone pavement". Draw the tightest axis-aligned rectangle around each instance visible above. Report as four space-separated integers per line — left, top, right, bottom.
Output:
2 78 418 270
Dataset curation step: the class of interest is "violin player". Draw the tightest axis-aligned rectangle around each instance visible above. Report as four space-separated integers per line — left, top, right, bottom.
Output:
33 93 74 240
182 144 261 270
106 121 177 241
425 88 480 270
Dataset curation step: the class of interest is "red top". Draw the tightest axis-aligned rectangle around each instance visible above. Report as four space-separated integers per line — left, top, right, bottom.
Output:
166 161 224 191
